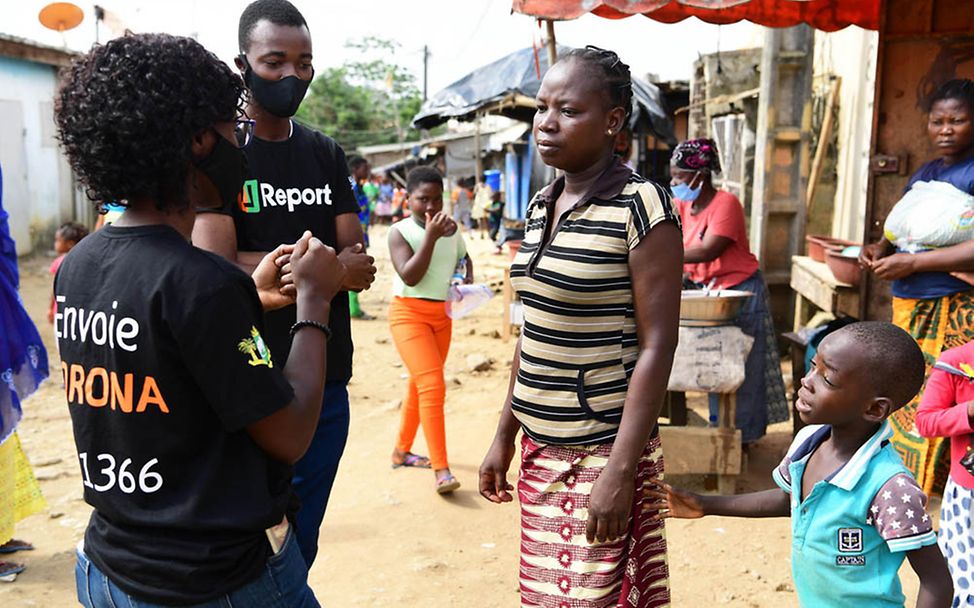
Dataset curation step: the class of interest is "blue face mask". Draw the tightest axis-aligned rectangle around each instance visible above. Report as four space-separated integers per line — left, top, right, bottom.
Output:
671 173 702 201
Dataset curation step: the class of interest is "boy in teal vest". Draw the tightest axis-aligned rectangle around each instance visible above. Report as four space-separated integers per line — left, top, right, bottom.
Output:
652 322 952 607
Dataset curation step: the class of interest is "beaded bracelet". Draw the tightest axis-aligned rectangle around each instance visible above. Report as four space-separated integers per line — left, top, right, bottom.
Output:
289 320 332 341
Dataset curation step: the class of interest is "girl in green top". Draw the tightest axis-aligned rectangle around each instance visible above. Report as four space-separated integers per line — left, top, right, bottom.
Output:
388 166 473 494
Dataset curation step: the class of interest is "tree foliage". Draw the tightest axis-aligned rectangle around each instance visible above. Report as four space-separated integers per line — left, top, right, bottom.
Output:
297 37 425 151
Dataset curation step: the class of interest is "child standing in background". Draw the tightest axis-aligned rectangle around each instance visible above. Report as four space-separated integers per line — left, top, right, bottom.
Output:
348 155 375 321
917 341 974 606
48 222 88 323
388 166 473 495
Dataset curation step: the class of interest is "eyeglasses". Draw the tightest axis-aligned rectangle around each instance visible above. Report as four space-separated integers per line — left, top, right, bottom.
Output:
234 119 256 148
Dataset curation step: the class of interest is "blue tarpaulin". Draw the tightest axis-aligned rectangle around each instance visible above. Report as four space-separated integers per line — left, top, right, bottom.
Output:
412 45 674 144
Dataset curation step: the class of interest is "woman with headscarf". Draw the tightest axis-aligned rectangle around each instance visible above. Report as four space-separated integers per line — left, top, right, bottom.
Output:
671 138 788 443
0 162 49 579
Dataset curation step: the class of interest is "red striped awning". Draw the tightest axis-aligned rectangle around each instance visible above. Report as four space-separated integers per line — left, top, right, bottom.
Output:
511 0 881 32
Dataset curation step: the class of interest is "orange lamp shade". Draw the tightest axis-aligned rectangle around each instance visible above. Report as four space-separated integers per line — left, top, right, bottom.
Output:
39 2 85 33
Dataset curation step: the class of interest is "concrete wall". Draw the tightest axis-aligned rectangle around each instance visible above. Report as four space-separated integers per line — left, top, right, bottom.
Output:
813 27 879 242
0 56 75 255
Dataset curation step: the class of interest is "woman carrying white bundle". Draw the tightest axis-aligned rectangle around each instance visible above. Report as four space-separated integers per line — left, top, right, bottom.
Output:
860 78 974 497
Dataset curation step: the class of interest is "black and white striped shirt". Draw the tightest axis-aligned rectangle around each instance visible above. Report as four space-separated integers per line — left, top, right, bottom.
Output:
510 160 679 445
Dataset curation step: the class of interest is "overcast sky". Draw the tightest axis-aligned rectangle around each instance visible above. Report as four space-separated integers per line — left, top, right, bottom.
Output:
7 0 764 92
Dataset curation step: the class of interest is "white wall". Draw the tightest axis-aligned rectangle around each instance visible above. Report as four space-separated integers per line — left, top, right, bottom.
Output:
0 55 73 255
814 27 879 242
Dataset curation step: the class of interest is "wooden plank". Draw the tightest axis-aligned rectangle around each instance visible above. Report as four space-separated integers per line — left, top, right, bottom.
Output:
792 255 853 288
807 77 842 211
790 255 861 319
836 289 861 319
773 127 802 142
659 427 742 476
791 260 838 311
767 198 802 214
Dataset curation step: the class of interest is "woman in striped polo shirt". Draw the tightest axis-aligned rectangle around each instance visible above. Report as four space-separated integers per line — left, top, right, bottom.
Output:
479 47 682 608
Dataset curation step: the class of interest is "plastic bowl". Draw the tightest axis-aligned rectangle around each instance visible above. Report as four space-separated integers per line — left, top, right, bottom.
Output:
806 235 857 263
680 289 754 326
825 250 862 286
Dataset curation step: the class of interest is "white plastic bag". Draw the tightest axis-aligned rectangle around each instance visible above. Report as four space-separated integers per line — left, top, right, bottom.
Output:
884 180 974 253
445 284 494 319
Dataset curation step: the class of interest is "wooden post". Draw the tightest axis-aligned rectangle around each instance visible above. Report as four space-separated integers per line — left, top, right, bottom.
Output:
545 20 557 68
717 393 739 494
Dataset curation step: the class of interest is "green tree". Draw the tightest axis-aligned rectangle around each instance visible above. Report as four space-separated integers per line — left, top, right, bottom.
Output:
297 37 425 151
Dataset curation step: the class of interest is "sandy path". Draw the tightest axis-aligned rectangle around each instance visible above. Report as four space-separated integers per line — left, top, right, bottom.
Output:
0 224 923 607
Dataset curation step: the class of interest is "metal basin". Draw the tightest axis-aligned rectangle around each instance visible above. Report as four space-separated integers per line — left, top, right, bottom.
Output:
680 289 753 326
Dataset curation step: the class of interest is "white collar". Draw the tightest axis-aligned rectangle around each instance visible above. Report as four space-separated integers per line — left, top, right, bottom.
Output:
789 420 893 491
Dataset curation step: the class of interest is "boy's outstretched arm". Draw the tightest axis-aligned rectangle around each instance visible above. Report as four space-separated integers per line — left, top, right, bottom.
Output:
649 482 790 519
907 544 952 608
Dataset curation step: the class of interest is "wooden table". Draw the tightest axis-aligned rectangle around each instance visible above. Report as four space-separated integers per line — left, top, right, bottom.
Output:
790 255 860 330
662 326 751 494
661 392 741 494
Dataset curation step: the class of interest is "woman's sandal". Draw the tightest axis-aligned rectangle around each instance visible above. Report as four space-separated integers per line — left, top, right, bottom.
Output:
0 540 33 555
435 475 461 495
0 561 25 582
391 452 431 469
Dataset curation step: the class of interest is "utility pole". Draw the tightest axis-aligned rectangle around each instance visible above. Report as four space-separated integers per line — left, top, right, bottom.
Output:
422 44 430 102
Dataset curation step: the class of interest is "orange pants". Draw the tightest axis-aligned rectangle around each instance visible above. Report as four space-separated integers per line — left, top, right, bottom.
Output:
389 296 452 470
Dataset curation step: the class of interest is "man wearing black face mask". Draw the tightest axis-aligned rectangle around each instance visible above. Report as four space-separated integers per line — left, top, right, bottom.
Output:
193 0 376 570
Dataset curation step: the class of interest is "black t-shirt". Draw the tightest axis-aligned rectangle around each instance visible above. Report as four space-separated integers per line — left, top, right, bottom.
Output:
55 225 295 605
210 122 358 381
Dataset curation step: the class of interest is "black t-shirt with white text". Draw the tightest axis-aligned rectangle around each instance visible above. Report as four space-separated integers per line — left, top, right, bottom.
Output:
213 122 359 380
55 225 295 605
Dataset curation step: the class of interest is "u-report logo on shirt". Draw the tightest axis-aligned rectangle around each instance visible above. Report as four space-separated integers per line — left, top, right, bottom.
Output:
238 179 334 214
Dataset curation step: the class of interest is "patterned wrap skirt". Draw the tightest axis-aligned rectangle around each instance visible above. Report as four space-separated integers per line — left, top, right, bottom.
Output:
518 432 670 608
891 290 974 496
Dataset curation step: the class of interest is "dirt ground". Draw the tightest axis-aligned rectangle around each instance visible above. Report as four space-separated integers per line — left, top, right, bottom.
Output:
0 224 924 607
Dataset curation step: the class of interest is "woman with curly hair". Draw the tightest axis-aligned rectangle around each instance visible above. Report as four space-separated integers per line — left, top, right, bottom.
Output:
671 138 788 443
54 32 344 607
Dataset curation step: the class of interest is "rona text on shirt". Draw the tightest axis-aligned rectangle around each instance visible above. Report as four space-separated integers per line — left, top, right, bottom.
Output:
60 363 169 414
54 296 169 414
